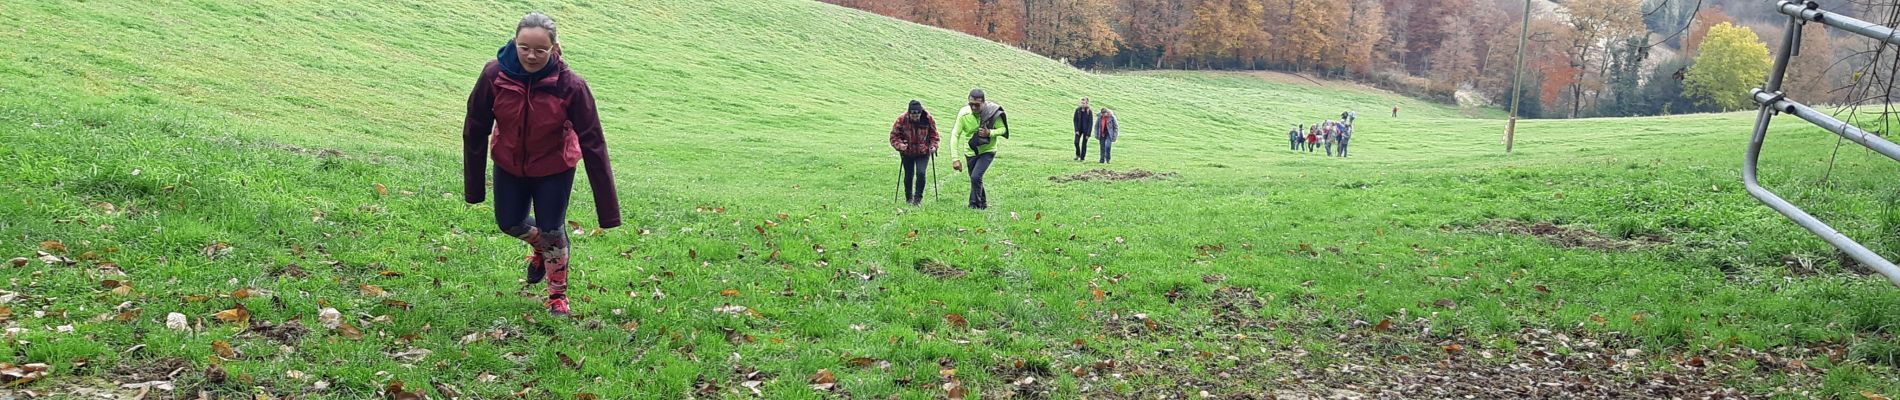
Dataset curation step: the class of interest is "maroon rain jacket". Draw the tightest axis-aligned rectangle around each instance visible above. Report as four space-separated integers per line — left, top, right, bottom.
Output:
463 59 622 228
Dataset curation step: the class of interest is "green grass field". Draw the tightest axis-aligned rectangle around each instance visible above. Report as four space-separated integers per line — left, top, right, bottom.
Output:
3 0 1898 398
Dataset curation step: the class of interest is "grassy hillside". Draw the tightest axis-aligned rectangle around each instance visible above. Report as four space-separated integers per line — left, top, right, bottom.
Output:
1 0 1897 398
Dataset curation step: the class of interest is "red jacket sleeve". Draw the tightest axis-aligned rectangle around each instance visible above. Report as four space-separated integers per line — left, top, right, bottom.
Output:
462 62 499 204
565 73 624 229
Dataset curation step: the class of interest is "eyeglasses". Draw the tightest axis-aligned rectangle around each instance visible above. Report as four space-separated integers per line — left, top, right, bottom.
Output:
516 45 552 56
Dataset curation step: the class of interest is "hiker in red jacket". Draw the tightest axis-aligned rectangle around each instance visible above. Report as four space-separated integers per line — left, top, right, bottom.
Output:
462 12 620 316
890 100 939 206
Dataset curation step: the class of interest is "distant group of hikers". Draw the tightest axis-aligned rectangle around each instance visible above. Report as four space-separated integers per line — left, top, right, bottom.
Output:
1290 110 1357 158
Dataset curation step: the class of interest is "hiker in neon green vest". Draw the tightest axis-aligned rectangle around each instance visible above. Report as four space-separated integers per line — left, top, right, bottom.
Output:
949 88 1008 210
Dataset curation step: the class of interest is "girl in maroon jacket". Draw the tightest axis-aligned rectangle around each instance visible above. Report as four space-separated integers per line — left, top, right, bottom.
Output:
463 12 620 316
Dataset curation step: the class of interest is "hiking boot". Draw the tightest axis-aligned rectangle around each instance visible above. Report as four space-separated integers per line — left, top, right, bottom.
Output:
545 296 571 317
525 254 546 284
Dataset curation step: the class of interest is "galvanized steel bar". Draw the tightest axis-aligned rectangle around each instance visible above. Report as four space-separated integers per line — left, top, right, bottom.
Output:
1746 1 1900 286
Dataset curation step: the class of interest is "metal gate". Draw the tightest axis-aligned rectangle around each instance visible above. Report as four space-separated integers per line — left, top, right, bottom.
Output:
1748 0 1900 286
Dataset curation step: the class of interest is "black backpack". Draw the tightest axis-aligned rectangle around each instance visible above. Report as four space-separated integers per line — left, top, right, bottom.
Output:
968 106 1008 152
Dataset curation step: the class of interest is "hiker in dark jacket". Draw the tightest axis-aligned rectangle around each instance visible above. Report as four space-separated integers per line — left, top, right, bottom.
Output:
462 12 619 317
1337 123 1353 158
890 100 939 206
1306 124 1319 153
1096 108 1118 163
1289 124 1303 151
1073 98 1092 161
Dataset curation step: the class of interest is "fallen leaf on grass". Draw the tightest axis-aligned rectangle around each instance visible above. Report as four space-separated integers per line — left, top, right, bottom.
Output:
359 284 387 297
945 313 968 329
945 378 966 399
1089 286 1105 302
212 341 237 360
809 369 837 391
720 289 740 297
337 323 364 340
201 242 232 260
384 379 424 400
214 304 250 324
558 352 582 369
1442 344 1464 355
388 348 432 362
1862 390 1889 400
425 381 461 399
373 183 389 197
7 258 25 268
1374 318 1392 332
40 240 66 253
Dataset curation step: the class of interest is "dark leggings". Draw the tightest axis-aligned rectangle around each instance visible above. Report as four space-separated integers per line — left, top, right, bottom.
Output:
967 152 995 207
901 154 929 199
493 166 575 238
1074 133 1090 160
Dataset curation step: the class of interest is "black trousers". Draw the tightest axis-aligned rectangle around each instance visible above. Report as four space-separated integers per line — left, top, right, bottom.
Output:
900 154 929 200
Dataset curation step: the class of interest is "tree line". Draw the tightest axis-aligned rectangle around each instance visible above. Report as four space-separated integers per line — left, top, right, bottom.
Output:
824 0 1900 119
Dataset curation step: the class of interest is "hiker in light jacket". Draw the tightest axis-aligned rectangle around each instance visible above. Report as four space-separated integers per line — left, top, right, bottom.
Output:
1324 121 1337 157
1073 97 1092 161
1096 108 1118 163
462 12 620 317
890 100 939 206
950 88 1008 209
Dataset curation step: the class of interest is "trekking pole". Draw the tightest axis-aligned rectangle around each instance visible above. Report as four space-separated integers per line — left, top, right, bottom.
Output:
930 150 940 201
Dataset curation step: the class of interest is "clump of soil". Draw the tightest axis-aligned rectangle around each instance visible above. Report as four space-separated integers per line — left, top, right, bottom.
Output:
108 357 191 383
1469 219 1670 251
914 259 967 279
1050 169 1178 183
990 360 1056 399
247 320 309 345
1209 286 1267 330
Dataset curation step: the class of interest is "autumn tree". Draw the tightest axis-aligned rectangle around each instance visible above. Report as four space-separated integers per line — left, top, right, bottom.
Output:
1117 0 1182 68
1267 0 1345 70
1683 6 1734 56
1179 0 1268 69
977 0 1027 45
1020 0 1124 65
1559 0 1647 117
913 0 982 36
1685 22 1772 111
1782 22 1840 104
1336 0 1387 75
